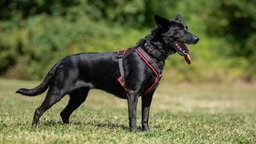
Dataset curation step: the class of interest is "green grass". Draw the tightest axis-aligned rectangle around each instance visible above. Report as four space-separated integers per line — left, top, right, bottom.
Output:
0 79 256 143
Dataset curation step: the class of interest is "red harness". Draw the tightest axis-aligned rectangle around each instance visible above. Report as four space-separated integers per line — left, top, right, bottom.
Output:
116 47 162 94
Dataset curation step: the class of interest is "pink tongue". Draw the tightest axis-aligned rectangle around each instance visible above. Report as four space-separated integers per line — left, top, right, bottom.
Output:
184 54 191 64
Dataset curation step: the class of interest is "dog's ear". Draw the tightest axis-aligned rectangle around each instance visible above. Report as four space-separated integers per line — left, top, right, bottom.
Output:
154 15 170 28
175 14 182 22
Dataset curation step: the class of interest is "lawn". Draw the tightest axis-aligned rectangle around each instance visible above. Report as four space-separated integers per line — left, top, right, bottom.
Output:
0 78 255 143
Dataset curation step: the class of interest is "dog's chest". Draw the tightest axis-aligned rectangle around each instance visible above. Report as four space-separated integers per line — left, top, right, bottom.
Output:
116 48 163 95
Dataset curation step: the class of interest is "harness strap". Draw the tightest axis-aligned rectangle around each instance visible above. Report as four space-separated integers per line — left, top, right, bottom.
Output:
135 47 162 94
136 47 162 75
116 48 128 91
116 47 162 94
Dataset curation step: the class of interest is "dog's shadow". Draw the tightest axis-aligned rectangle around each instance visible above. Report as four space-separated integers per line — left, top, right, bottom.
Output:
40 120 130 131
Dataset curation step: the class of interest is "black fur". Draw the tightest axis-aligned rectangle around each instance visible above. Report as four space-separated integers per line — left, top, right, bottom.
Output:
16 15 199 132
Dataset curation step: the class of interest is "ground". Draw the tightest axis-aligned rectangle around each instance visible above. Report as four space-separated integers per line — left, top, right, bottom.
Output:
0 79 255 143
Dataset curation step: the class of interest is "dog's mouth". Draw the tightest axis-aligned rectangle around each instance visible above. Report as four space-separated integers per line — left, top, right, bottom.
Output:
175 41 191 64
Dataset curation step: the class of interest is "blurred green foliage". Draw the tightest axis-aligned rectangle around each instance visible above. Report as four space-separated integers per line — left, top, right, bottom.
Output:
0 0 255 82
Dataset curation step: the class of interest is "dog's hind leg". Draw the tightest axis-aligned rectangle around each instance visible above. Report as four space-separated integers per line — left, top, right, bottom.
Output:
32 86 66 126
60 88 89 123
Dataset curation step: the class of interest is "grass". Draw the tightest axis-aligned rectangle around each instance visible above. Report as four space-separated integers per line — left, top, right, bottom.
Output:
0 78 256 143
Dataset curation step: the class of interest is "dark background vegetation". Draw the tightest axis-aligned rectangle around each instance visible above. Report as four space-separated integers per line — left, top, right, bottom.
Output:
0 0 255 83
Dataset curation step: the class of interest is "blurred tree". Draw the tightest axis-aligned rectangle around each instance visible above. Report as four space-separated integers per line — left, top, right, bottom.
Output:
0 0 255 81
0 0 79 19
205 0 256 80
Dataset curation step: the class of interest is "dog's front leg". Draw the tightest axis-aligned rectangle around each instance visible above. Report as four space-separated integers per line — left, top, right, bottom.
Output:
141 90 154 131
127 91 139 132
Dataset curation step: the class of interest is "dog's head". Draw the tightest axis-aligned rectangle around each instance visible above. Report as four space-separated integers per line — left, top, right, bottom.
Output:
154 15 199 64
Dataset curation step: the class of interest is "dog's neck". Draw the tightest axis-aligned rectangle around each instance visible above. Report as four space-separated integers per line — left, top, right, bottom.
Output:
142 38 168 61
136 27 175 61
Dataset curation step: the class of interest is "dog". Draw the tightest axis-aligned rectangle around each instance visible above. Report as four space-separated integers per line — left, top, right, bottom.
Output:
16 15 199 132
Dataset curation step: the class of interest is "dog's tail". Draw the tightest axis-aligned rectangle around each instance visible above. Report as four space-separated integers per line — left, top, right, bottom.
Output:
16 62 60 96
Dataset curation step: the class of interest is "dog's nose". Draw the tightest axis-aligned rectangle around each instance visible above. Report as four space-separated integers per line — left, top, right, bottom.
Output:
193 36 199 43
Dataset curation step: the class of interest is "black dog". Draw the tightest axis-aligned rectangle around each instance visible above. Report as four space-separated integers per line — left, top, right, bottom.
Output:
17 15 199 132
